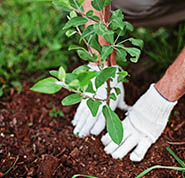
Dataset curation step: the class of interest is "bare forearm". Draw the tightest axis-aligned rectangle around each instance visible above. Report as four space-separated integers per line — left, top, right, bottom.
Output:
155 47 185 101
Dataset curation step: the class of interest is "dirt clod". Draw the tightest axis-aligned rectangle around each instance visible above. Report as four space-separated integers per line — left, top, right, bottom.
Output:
37 154 59 178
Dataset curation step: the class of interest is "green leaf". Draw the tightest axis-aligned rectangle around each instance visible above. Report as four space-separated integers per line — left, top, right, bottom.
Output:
89 35 102 53
77 50 94 62
93 23 108 36
124 21 134 32
93 23 114 44
62 94 82 106
49 70 58 78
79 0 85 4
117 71 128 83
66 29 77 37
70 10 77 18
95 67 116 89
116 46 127 62
87 99 102 117
127 38 144 49
77 71 97 89
58 66 66 81
110 9 124 30
114 87 121 96
69 0 84 12
65 73 77 84
80 25 94 41
69 79 80 89
104 31 114 44
90 15 100 22
86 10 93 16
102 105 123 145
100 45 113 61
72 65 90 74
104 0 112 6
30 77 62 94
110 93 117 101
52 0 71 12
124 47 141 63
63 17 88 30
91 0 106 11
68 44 86 51
85 81 95 94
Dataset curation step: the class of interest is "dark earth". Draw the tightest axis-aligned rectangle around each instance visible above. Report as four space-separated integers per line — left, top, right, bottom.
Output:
0 61 184 178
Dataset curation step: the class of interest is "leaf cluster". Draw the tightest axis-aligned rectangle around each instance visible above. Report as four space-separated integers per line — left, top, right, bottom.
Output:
0 0 76 97
31 0 143 145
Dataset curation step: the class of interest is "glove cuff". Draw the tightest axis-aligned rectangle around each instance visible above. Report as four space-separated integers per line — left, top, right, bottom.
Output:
144 84 177 120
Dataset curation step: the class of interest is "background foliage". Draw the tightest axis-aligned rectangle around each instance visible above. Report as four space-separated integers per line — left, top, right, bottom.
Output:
0 0 77 97
133 23 185 75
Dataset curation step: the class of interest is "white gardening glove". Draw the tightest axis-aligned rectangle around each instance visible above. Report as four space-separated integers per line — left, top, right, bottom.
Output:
101 84 177 162
72 64 129 138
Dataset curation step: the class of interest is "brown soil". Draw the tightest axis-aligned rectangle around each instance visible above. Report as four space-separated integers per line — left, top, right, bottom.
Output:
0 63 185 178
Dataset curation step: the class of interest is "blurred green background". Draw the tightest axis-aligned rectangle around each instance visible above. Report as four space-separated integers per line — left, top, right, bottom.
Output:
0 0 77 97
0 0 184 97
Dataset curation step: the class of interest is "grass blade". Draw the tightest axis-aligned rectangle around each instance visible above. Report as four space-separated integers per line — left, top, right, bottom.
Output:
136 165 185 178
3 156 19 176
166 147 185 168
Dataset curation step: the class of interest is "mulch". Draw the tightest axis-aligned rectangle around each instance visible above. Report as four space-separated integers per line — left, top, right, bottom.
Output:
0 63 184 178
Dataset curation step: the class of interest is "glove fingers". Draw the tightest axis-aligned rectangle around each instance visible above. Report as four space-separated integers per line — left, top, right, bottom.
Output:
78 113 100 138
104 141 118 154
104 128 131 154
73 111 90 135
90 113 105 135
101 133 112 146
111 135 137 159
72 102 85 126
130 136 152 162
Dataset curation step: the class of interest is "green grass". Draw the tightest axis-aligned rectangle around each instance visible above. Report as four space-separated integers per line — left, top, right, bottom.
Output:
0 0 78 97
136 147 185 178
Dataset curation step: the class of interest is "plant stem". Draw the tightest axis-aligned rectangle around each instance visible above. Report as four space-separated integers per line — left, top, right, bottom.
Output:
106 56 112 106
56 81 105 102
104 4 112 106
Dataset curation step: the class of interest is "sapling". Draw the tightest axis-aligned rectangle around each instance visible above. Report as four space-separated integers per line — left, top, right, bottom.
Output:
31 0 143 145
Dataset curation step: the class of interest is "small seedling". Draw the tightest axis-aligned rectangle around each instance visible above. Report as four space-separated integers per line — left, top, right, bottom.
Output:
49 105 64 118
31 0 143 145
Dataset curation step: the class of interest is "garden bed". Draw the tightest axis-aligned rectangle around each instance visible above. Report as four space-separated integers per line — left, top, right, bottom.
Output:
0 63 184 178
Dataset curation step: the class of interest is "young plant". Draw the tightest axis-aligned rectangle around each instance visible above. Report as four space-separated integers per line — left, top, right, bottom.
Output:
49 105 64 118
31 0 143 145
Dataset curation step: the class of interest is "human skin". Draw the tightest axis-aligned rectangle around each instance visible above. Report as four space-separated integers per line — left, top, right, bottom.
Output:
155 47 185 101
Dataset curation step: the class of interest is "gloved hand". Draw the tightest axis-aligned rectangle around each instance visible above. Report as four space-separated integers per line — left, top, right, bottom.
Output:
101 84 177 162
72 64 129 138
